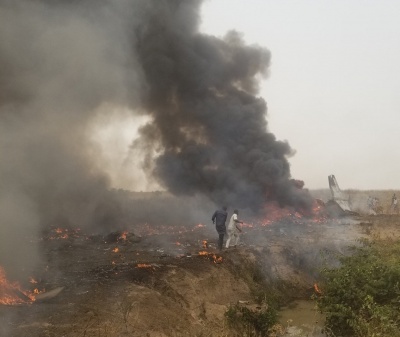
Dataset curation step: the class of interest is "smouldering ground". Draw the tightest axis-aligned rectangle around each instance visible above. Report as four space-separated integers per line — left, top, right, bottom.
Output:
1 211 399 337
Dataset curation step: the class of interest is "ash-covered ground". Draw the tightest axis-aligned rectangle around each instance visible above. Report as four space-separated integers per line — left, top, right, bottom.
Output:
0 208 379 337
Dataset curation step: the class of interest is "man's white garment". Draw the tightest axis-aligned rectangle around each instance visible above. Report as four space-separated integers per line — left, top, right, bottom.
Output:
226 213 240 248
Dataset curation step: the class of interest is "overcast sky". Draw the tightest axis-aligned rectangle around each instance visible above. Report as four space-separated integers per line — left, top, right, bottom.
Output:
200 0 400 190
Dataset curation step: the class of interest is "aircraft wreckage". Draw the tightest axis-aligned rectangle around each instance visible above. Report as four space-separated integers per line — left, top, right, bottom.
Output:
326 174 358 216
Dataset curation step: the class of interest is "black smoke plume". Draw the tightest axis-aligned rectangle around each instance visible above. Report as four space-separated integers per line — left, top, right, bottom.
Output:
133 0 312 210
0 0 311 276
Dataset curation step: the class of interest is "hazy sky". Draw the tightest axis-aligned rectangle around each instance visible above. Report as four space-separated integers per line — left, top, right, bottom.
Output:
200 0 400 190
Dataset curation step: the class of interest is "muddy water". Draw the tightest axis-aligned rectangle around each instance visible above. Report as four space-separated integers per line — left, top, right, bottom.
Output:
278 300 326 337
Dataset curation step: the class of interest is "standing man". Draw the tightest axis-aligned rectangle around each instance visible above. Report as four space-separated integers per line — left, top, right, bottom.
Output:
225 209 243 249
391 193 398 214
212 206 228 251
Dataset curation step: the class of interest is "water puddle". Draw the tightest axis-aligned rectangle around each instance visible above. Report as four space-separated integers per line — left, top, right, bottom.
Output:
278 300 325 337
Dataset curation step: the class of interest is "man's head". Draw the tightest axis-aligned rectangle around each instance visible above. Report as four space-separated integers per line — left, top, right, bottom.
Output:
234 209 238 214
222 206 227 211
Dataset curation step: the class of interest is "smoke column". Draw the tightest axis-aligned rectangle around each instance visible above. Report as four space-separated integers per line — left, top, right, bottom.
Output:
133 0 312 210
0 0 311 275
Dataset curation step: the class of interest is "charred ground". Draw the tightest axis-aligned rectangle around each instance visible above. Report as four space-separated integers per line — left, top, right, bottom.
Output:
1 191 400 337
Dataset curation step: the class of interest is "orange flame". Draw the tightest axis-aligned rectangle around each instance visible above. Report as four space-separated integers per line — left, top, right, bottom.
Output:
212 254 223 264
47 227 77 240
202 240 208 248
112 247 119 253
33 288 45 295
197 252 223 264
239 200 330 229
119 231 128 241
314 283 322 295
136 263 154 269
0 266 36 305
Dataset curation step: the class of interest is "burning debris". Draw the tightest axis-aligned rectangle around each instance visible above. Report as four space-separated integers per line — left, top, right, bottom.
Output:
197 251 223 264
136 263 154 268
0 267 36 305
103 231 139 244
119 231 128 241
1 266 65 307
313 283 322 295
44 227 83 241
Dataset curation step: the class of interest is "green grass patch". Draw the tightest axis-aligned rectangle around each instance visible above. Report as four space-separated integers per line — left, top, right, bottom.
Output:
317 238 400 337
